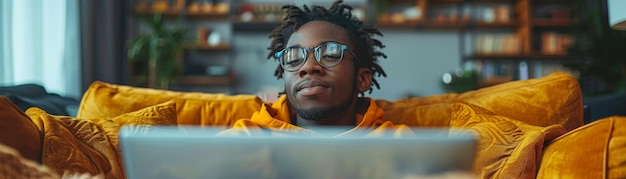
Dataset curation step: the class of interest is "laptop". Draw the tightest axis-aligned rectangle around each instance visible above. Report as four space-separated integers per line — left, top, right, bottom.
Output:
119 126 477 179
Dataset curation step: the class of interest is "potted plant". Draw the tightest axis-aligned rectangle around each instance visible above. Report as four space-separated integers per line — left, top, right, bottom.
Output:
564 0 626 122
565 0 626 96
441 68 478 93
128 12 189 89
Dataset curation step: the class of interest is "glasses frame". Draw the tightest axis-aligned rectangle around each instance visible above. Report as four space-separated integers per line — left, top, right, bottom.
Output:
274 41 360 72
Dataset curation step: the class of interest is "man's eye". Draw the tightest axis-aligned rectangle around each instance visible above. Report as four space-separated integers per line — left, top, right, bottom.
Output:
322 54 341 61
285 58 303 65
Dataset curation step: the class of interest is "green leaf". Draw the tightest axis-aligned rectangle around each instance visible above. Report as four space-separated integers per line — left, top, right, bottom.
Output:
127 11 190 89
128 35 150 61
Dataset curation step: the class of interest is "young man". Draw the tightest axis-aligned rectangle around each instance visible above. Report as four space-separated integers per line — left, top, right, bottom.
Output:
221 0 412 136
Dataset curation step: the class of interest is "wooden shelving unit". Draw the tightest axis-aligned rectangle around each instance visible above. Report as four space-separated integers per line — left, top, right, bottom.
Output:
127 0 581 91
376 22 421 30
134 9 182 17
431 0 464 4
462 0 578 86
232 18 281 31
421 22 468 30
185 12 229 20
532 18 577 27
474 21 520 28
372 0 579 87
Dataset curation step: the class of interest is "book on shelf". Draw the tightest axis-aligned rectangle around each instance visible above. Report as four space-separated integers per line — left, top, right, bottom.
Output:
474 60 514 82
476 34 520 55
541 32 574 55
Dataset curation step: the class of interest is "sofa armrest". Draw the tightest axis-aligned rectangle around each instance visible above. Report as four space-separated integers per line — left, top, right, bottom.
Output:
537 116 626 179
0 96 42 163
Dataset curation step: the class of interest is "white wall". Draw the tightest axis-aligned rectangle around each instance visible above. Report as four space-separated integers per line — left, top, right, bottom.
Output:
231 30 462 101
371 31 461 100
231 32 284 96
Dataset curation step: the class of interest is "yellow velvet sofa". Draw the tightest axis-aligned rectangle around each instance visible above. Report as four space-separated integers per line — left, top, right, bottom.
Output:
0 72 624 178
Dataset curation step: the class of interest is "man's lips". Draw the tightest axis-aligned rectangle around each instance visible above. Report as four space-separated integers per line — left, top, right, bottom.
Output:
296 80 329 92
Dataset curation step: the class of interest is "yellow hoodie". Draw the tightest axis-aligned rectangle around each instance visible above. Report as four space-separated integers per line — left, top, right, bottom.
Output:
220 95 413 137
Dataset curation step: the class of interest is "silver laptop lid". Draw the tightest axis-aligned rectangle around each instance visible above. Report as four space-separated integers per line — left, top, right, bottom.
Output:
119 126 477 179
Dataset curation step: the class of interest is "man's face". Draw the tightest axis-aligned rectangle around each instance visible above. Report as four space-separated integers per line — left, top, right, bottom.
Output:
283 20 370 121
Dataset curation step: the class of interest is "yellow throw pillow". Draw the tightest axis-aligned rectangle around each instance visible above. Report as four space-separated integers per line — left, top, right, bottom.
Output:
90 101 177 147
376 93 459 127
451 102 566 178
376 72 583 131
537 116 626 179
0 96 41 163
25 101 177 179
457 72 584 132
77 81 262 126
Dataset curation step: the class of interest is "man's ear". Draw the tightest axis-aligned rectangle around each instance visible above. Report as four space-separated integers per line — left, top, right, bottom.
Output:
357 68 372 93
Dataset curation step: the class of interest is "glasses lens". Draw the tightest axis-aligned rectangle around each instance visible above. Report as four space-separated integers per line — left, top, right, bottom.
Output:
317 42 343 68
282 48 305 71
279 42 348 72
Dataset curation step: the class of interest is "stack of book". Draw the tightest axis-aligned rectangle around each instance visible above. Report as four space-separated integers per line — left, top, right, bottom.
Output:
475 34 521 55
541 32 574 55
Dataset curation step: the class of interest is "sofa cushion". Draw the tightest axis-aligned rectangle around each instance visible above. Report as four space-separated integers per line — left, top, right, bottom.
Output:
26 101 177 179
89 101 177 147
375 93 459 127
458 72 584 132
537 116 626 179
0 96 42 163
451 102 567 178
378 72 584 132
77 81 263 126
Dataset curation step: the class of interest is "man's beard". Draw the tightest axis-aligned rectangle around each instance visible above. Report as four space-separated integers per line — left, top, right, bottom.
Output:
295 100 352 121
288 69 361 122
291 83 358 122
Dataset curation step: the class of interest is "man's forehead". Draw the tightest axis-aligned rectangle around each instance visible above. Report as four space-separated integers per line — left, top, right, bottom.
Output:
286 21 351 47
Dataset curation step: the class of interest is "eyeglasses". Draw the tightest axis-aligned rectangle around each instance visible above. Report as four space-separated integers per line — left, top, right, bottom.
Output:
274 41 360 72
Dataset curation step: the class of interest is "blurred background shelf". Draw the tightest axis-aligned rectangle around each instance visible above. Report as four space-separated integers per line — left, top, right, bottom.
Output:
533 18 577 27
185 12 229 20
232 18 281 32
125 0 588 97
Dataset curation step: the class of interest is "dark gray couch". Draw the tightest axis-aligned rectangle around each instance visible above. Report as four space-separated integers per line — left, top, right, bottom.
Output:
0 84 80 116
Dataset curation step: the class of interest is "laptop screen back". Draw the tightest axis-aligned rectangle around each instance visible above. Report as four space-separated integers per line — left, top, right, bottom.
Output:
119 126 477 179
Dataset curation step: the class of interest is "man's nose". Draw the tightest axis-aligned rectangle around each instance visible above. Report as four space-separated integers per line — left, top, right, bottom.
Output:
298 53 325 77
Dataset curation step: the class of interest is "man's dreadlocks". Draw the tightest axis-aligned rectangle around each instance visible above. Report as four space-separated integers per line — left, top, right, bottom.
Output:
267 0 387 95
